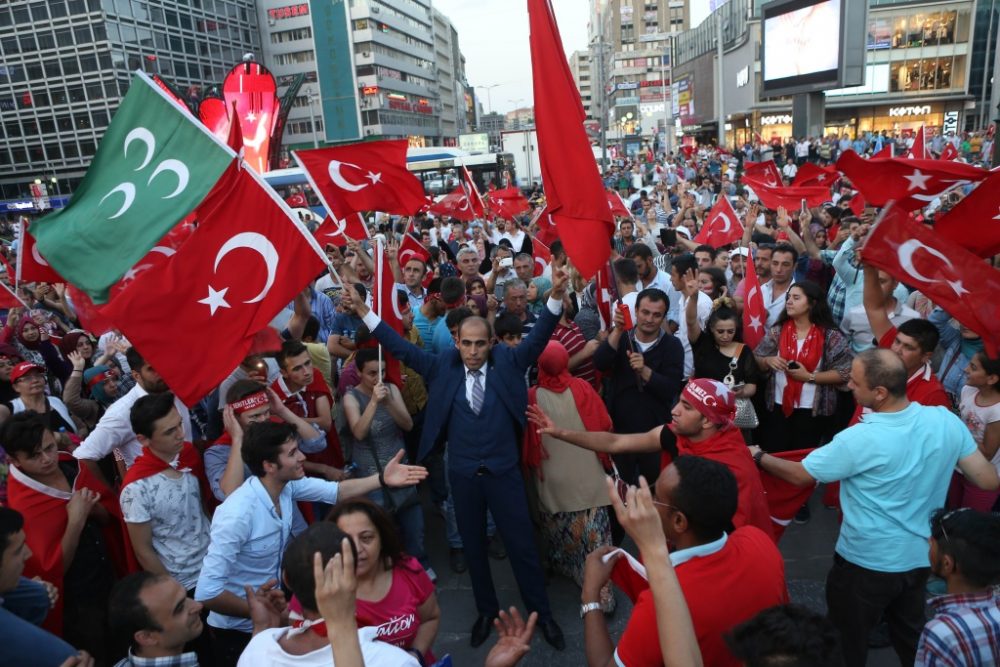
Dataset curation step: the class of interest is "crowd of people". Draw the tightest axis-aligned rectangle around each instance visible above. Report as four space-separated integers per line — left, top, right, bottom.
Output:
1 129 1000 667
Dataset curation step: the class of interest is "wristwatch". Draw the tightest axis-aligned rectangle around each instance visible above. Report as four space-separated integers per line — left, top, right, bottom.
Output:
752 449 766 468
808 371 817 383
580 602 602 618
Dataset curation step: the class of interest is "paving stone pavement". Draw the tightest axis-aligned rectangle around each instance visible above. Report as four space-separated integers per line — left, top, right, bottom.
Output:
423 488 900 666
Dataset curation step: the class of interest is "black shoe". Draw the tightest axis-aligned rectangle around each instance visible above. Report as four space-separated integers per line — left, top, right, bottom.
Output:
794 504 811 524
539 618 566 651
470 614 497 647
450 548 467 574
488 535 507 560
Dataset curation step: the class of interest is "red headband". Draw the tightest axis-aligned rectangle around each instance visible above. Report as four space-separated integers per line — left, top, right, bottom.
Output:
86 371 111 389
230 391 268 414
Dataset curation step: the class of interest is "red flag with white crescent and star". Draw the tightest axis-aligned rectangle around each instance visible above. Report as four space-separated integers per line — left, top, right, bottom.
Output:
595 262 617 331
99 160 327 405
793 162 838 187
397 226 432 268
939 143 959 161
428 186 476 221
459 164 487 218
742 256 767 350
18 222 64 284
486 186 531 220
836 149 988 210
862 203 1000 356
930 169 1000 258
312 214 369 245
741 180 831 211
373 236 404 387
295 139 427 217
693 196 743 248
742 160 783 188
533 238 551 277
607 190 632 218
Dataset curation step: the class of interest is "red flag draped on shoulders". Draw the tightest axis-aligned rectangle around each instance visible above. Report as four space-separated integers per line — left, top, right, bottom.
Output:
122 442 211 513
528 0 613 279
6 453 135 634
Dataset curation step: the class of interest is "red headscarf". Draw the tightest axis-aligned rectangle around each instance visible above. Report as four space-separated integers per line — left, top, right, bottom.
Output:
524 342 613 478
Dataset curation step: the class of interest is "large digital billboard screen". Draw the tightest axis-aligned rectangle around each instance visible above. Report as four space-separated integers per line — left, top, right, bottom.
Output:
761 0 867 97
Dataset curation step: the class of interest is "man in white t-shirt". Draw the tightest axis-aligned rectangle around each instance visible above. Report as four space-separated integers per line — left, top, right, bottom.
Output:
669 254 712 378
760 244 797 328
237 523 419 667
73 347 192 487
120 393 210 594
626 244 682 329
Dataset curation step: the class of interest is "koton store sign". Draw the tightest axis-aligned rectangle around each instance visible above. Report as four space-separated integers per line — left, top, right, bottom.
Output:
888 105 932 117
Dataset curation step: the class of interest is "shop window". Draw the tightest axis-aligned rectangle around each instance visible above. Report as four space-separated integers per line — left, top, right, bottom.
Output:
890 57 956 92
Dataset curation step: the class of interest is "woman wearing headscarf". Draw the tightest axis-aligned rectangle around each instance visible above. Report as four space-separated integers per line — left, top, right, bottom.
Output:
62 349 121 433
523 341 616 612
527 276 552 316
9 316 68 394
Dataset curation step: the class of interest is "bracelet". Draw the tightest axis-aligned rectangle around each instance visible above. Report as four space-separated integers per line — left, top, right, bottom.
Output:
71 370 83 375
753 450 766 468
407 648 425 666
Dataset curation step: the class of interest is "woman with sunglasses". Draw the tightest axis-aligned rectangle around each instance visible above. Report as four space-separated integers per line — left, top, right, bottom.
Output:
9 361 78 437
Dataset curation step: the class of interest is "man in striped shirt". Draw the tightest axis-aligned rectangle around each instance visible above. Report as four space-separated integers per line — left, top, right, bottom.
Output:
916 508 1000 666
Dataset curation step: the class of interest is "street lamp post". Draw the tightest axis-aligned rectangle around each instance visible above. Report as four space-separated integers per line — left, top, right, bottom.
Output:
476 84 501 115
306 87 320 149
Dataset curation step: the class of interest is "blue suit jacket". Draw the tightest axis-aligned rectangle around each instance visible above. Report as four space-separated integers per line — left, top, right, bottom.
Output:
370 306 560 463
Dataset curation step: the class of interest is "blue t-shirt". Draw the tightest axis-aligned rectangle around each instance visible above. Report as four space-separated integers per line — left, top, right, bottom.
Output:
803 402 977 572
431 316 455 355
412 310 438 349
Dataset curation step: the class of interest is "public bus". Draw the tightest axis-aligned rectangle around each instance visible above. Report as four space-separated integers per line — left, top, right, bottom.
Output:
263 146 517 216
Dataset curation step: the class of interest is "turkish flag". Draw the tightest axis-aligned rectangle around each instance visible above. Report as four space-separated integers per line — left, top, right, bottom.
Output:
873 144 893 159
313 214 369 246
295 139 427 217
742 257 768 349
849 191 866 217
460 164 487 217
223 61 279 173
939 143 959 161
66 285 115 336
373 237 404 387
533 238 551 277
397 229 431 267
428 186 477 221
932 169 1000 258
862 203 1000 356
487 186 530 220
285 193 307 208
743 160 783 188
906 126 926 159
836 149 988 210
793 162 838 187
0 281 25 309
607 191 632 218
743 180 831 210
530 206 558 246
759 449 817 541
99 160 327 405
693 196 743 248
529 0 613 279
18 223 64 284
111 218 196 300
595 261 617 330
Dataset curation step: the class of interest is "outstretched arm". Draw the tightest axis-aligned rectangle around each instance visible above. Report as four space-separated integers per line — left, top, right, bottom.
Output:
345 283 438 379
861 264 894 343
527 405 661 454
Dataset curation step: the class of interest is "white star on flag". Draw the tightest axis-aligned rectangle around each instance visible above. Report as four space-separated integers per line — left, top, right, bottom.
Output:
245 112 257 123
947 279 970 298
993 206 1000 221
749 315 763 332
366 171 382 185
904 169 931 191
198 285 231 316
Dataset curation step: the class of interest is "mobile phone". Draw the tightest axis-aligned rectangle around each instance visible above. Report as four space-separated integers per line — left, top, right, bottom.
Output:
659 228 677 246
787 361 801 370
617 302 635 330
499 257 513 269
800 198 807 213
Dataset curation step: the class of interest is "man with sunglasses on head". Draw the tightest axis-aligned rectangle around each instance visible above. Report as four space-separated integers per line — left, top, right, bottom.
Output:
751 349 1000 667
530 377 772 537
580 455 786 667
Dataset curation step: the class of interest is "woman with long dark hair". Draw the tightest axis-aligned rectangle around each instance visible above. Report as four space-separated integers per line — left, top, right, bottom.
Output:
754 281 852 453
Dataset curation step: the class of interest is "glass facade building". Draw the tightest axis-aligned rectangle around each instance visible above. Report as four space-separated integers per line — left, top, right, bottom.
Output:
0 0 261 199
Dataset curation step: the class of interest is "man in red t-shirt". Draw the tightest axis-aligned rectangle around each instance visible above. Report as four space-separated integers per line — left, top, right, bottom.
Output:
529 378 773 537
580 455 788 666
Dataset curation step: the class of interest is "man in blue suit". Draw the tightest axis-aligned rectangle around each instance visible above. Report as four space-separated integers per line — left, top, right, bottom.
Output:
343 268 569 650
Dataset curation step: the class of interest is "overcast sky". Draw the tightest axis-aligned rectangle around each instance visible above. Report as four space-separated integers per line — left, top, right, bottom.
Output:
431 0 590 115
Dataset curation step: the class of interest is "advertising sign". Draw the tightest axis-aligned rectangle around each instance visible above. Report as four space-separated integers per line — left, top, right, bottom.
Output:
458 133 490 154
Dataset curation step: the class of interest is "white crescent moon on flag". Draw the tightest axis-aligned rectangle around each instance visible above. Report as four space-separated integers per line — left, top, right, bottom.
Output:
100 183 137 219
31 243 50 267
323 217 348 238
151 246 177 257
213 232 279 303
714 212 733 233
147 159 190 199
124 127 156 171
897 239 952 284
328 161 368 192
747 286 759 303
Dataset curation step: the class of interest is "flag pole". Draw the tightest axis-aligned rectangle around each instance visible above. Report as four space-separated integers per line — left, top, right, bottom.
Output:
375 236 384 373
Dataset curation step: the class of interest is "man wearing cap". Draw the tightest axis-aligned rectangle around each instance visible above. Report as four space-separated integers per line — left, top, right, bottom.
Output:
388 242 428 311
530 377 773 537
73 347 192 487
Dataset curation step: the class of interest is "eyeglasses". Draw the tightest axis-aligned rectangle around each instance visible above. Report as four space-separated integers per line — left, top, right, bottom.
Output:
937 507 970 542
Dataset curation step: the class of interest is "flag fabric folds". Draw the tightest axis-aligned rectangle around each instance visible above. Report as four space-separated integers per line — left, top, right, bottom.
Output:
836 149 987 210
18 222 64 284
758 448 817 541
428 186 477 221
99 160 327 405
487 186 531 220
295 139 427 218
862 203 1000 356
741 256 768 350
693 196 743 248
933 169 1000 258
30 72 235 302
528 0 613 279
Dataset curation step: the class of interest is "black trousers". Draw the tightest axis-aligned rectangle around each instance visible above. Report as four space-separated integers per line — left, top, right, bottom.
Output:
825 553 929 667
